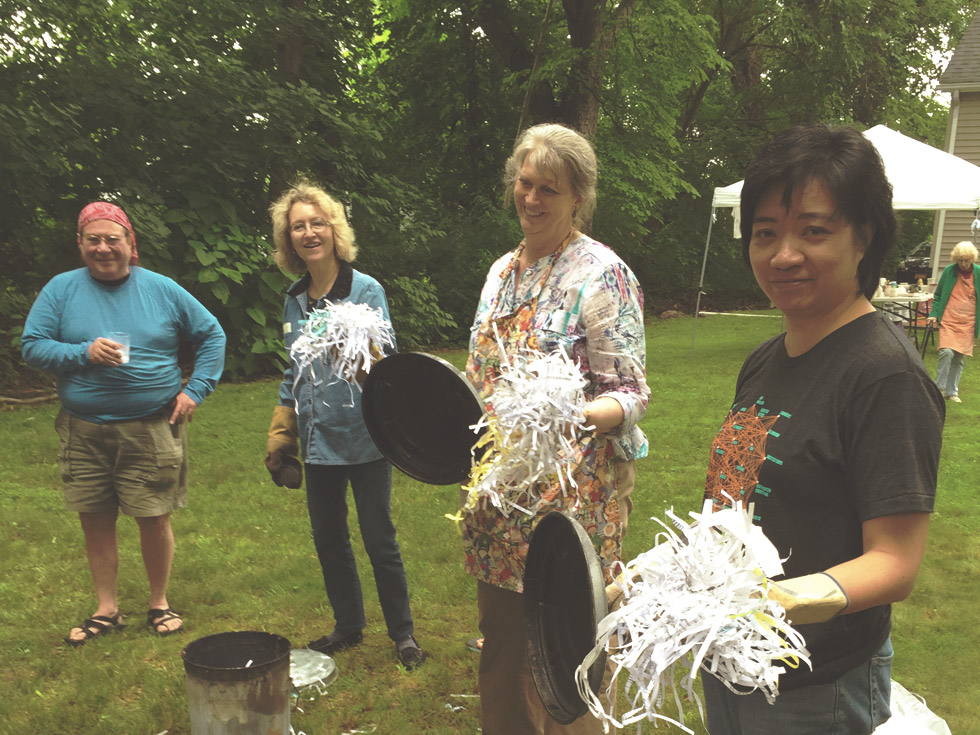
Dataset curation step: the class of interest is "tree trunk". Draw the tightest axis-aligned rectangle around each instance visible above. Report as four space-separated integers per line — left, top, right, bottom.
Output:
477 0 557 125
462 3 485 180
561 0 636 137
269 0 307 199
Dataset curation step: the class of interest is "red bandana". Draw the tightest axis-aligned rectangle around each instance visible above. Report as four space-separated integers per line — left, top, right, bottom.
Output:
77 202 139 265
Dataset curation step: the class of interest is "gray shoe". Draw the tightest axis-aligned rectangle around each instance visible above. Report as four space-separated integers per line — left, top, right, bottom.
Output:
396 636 427 670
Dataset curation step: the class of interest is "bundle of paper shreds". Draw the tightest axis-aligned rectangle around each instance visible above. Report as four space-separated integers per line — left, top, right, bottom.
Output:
461 345 590 516
289 301 394 401
576 499 810 734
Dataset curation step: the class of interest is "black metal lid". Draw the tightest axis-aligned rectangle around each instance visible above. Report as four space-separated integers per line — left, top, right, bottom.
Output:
361 352 485 485
524 511 608 724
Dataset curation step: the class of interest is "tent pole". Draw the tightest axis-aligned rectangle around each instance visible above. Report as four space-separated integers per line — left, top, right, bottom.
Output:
690 206 716 357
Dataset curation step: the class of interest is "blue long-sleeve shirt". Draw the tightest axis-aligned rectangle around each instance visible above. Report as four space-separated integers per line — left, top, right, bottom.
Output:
22 267 226 422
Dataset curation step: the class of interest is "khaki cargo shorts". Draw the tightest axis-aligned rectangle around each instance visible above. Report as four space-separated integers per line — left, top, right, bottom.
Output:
55 408 188 517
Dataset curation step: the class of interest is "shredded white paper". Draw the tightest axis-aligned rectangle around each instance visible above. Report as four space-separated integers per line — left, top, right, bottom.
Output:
576 499 810 733
461 340 591 517
289 301 394 406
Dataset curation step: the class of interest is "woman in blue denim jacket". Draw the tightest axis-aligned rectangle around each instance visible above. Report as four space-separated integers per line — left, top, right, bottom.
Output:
264 180 426 670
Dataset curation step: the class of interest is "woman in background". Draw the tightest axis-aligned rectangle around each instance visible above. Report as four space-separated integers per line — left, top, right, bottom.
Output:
927 240 979 403
463 123 649 734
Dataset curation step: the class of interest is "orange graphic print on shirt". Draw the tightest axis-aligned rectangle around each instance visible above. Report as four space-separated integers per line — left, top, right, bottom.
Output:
705 399 788 511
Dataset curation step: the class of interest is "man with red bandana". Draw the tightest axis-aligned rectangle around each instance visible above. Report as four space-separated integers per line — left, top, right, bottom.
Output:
22 202 226 646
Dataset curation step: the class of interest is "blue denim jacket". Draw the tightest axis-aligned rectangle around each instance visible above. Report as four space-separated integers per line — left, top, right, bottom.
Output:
277 265 396 465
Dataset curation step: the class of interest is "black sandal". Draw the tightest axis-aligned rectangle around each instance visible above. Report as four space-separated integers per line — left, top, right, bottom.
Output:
147 607 184 636
64 613 126 647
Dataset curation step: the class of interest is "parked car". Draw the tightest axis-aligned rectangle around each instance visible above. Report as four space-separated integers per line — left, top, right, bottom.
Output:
897 240 932 283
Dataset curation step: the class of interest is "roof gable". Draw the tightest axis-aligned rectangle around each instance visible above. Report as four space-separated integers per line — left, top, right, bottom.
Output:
941 11 980 90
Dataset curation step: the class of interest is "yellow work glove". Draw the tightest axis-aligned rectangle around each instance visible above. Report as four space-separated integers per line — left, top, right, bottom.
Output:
605 570 642 610
604 568 847 626
266 405 302 488
606 581 625 610
767 572 849 625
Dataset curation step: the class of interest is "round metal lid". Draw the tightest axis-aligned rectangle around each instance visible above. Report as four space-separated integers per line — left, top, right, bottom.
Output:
524 511 608 725
289 648 338 693
361 352 485 485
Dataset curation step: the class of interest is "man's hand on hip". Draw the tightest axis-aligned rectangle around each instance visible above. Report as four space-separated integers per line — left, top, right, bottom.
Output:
170 392 199 425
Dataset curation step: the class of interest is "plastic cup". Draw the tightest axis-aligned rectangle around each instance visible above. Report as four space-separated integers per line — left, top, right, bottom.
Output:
107 331 130 364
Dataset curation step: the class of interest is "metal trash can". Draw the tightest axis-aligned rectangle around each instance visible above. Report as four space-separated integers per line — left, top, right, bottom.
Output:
182 631 291 735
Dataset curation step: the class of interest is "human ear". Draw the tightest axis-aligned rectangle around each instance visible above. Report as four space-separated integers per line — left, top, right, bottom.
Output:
858 222 874 252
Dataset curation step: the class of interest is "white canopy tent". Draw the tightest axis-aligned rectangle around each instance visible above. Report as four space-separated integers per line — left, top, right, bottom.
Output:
692 125 980 349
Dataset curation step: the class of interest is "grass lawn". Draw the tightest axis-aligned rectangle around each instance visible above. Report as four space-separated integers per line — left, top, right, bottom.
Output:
1 311 976 734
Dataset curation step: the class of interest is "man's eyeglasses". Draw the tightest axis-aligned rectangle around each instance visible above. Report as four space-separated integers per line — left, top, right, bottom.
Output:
81 234 125 247
290 219 331 234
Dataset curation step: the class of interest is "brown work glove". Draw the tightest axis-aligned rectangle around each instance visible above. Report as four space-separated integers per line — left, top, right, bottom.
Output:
354 342 385 384
767 572 849 625
266 405 302 488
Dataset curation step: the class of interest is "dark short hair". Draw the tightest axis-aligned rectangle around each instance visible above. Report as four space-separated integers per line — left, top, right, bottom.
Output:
739 124 895 299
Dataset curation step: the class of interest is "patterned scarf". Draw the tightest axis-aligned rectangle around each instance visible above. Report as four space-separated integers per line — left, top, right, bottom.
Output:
77 201 139 265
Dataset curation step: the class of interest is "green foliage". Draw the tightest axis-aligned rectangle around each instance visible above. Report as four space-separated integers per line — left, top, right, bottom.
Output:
0 276 47 387
645 0 980 306
0 0 392 380
156 199 293 377
385 275 458 350
353 190 515 347
3 0 980 385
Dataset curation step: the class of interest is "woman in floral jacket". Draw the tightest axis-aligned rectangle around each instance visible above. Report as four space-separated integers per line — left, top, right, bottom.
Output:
462 124 650 735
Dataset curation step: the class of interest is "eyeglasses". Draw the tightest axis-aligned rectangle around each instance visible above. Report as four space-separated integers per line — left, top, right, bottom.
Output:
81 234 126 247
290 219 331 234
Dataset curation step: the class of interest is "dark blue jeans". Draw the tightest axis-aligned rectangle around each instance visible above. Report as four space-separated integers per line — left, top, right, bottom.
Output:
304 459 414 642
703 636 893 735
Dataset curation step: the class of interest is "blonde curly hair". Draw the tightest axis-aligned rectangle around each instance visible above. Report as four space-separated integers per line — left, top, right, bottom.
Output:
269 180 357 274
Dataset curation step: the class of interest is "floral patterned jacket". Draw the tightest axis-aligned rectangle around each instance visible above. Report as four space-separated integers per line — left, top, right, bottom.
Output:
462 234 649 592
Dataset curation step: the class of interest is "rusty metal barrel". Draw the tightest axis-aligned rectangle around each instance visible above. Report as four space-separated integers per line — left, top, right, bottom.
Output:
181 631 291 735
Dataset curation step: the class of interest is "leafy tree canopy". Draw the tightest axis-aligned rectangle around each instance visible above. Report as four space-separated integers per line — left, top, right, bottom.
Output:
1 0 977 383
